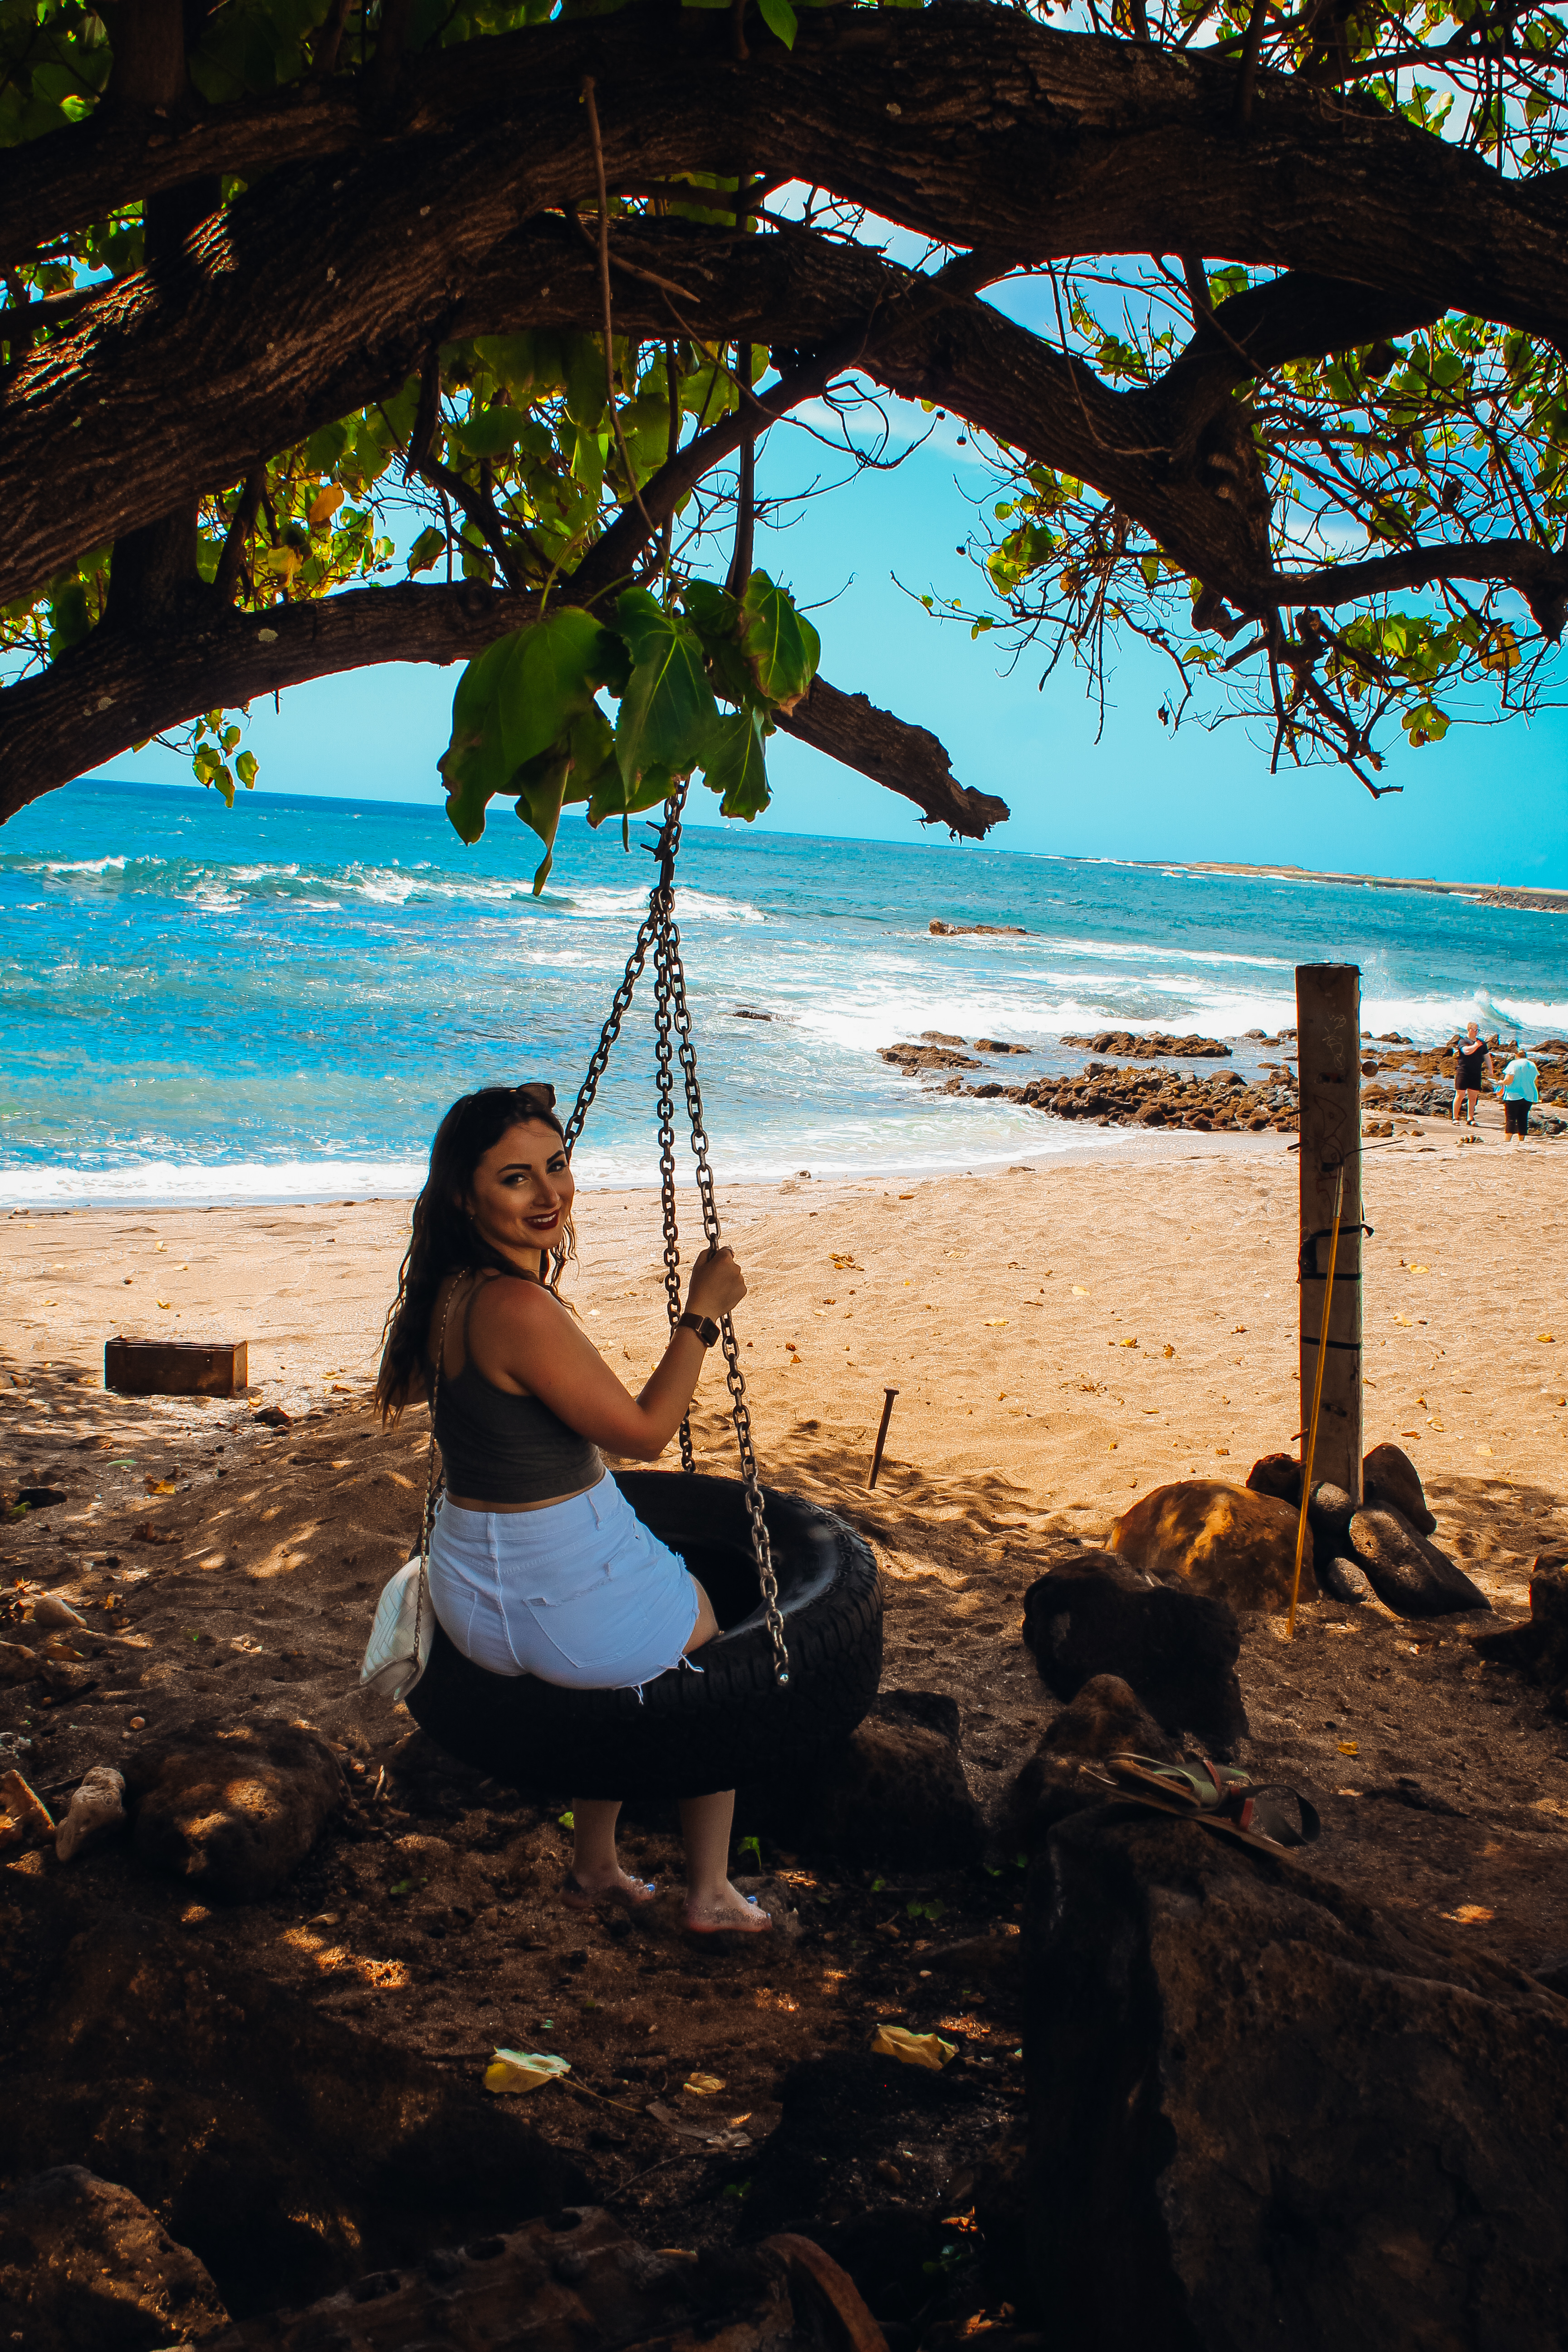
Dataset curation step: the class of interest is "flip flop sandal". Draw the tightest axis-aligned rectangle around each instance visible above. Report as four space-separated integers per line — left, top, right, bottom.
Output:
1094 1754 1322 1855
683 1896 773 1940
560 1873 658 1913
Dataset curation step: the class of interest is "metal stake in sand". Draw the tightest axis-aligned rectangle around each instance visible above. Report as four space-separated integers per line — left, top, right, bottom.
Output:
867 1388 900 1490
1288 1164 1344 1639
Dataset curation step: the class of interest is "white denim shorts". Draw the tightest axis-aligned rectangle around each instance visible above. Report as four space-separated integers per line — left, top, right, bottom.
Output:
427 1472 701 1691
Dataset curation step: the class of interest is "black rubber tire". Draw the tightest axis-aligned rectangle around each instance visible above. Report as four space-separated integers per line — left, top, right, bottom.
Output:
405 1470 883 1798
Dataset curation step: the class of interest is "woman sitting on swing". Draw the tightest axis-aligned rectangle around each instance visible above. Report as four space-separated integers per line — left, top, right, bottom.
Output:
376 1083 769 1937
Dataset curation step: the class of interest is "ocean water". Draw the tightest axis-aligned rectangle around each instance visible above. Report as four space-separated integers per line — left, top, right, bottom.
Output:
2 779 1564 1205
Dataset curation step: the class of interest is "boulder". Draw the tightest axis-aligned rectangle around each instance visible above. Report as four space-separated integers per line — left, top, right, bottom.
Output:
1317 1555 1377 1607
0 1873 588 2320
1307 1480 1354 1543
1244 1452 1300 1505
1038 1674 1180 1765
737 1689 982 1867
123 1720 344 1901
1002 1676 1179 1847
1109 1480 1310 1614
1022 1553 1247 1752
1347 1506 1490 1618
1363 1440 1436 1534
1026 1803 1568 2352
0 2167 228 2352
1472 1555 1568 1704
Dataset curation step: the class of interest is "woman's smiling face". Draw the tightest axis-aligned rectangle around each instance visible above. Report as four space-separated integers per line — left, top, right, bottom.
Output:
463 1118 575 1263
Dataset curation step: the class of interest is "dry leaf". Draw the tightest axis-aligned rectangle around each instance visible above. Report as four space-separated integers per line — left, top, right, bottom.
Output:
1442 1904 1494 1926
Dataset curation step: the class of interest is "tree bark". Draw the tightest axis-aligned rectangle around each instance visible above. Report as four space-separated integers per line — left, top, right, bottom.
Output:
0 579 1004 838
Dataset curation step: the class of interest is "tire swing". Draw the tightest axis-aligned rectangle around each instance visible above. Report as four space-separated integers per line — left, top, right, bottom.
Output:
407 784 883 1798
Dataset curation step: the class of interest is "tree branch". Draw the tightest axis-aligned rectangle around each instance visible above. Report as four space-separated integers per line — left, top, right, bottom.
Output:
0 578 1004 837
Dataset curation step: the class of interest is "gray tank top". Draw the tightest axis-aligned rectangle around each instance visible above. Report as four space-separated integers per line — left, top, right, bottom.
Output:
431 1276 603 1506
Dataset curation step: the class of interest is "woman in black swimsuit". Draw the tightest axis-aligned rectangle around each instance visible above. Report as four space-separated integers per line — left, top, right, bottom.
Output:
1450 1023 1491 1125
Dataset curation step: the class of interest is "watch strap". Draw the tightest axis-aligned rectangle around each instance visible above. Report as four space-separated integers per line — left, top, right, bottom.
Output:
677 1312 720 1348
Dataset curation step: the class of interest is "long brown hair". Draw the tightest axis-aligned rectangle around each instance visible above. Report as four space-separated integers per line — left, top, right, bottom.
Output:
376 1084 575 1422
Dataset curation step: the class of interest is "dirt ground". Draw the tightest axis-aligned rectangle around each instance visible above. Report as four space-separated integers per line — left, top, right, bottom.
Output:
4 1132 1568 2326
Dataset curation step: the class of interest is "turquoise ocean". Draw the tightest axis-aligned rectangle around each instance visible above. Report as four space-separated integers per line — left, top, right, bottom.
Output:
2 779 1564 1206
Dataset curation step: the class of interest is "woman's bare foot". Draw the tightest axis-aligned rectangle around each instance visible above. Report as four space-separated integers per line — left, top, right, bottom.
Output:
684 1881 772 1935
561 1865 657 1912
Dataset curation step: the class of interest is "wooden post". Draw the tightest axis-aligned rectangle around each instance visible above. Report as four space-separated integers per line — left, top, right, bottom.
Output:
1296 964 1363 1502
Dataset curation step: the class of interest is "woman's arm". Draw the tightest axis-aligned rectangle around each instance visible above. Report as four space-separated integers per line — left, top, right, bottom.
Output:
474 1249 747 1462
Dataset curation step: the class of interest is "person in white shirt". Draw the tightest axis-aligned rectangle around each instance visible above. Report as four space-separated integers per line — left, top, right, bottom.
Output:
1499 1050 1539 1141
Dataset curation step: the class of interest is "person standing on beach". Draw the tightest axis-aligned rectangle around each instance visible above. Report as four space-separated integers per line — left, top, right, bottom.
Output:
1449 1021 1492 1125
1499 1046 1540 1141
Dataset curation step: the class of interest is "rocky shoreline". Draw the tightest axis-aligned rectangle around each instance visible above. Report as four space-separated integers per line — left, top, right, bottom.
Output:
879 1029 1568 1137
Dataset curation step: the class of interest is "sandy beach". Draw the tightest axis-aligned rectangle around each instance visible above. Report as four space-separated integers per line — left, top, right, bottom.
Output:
5 1119 1563 1601
5 1112 1568 2303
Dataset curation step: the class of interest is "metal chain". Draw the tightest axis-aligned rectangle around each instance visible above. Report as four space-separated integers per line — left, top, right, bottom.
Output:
560 784 789 1686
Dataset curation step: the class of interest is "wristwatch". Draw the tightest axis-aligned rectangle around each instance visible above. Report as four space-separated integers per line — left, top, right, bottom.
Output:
677 1312 721 1348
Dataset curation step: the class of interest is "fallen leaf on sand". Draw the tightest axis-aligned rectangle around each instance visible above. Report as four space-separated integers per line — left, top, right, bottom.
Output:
1539 1334 1557 1344
683 2073 725 2095
984 1318 1009 1327
871 2024 956 2070
144 1477 176 1495
1337 1742 1359 1756
1410 1263 1430 1274
1072 1285 1089 1296
1475 1445 1494 1457
1442 1905 1494 1926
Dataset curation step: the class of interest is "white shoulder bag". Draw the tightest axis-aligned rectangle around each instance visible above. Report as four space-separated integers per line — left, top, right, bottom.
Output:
360 1287 452 1702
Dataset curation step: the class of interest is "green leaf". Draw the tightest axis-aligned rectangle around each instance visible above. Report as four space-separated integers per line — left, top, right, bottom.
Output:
453 404 527 461
514 753 572 894
756 0 798 42
738 571 820 711
614 590 719 790
565 334 608 431
407 525 446 577
496 607 623 778
700 707 771 818
234 750 259 789
437 633 520 843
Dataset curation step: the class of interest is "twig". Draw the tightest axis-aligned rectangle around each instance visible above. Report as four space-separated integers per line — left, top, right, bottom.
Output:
1235 0 1271 123
581 78 654 536
313 0 353 74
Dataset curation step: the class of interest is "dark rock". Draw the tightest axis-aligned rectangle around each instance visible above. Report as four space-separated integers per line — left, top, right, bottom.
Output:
737 1689 981 1867
0 1874 588 2320
1002 1677 1179 1845
1535 1952 1568 1999
1362 1440 1436 1534
1472 1555 1568 1701
1306 1480 1354 1541
929 920 1027 936
123 1720 344 1901
1245 1452 1300 1505
1317 1555 1377 1606
1039 1674 1180 1765
880 1043 981 1074
1347 1505 1490 1618
1022 1555 1247 1752
1058 1031 1231 1059
974 1038 1031 1055
1025 1803 1568 2352
0 2167 228 2352
920 1029 967 1046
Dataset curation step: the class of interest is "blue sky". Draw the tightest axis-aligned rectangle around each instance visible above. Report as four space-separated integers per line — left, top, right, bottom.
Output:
92 395 1568 887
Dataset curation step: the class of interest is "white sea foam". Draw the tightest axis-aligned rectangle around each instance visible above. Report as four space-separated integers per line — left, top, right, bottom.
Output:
0 1156 427 1209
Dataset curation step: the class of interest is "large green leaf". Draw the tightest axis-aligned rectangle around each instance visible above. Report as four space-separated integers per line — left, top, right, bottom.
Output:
496 608 623 777
437 634 521 843
613 590 719 790
565 333 608 431
513 754 573 895
738 571 821 711
453 404 527 461
700 707 772 819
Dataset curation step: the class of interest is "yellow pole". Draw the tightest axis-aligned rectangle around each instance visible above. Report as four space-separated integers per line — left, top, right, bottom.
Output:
1287 1164 1345 1638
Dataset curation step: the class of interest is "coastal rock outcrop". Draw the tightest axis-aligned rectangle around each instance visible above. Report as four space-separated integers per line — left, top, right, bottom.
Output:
1025 1804 1568 2352
959 1064 1298 1134
124 1719 344 1901
929 919 1027 936
1021 1552 1247 1753
1058 1031 1230 1059
881 1042 981 1074
1108 1480 1308 1614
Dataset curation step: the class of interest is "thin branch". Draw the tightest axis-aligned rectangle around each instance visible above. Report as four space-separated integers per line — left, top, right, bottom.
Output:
581 76 654 537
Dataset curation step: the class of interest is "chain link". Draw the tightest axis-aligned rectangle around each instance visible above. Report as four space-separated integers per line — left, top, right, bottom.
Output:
561 784 789 1685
